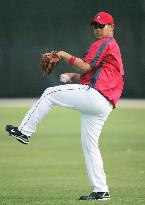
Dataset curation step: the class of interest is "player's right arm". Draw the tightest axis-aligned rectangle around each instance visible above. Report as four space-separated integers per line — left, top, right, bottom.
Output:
57 51 92 73
66 73 80 81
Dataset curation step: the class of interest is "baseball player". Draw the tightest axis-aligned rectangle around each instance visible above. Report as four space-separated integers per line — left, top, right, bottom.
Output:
6 12 124 200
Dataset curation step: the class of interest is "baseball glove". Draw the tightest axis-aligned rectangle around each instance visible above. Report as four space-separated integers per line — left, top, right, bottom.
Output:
41 51 61 75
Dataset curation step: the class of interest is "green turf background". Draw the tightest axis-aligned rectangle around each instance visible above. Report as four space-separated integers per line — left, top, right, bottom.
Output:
0 107 145 205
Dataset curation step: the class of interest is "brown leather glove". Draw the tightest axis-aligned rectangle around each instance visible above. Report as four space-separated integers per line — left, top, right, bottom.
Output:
41 51 61 75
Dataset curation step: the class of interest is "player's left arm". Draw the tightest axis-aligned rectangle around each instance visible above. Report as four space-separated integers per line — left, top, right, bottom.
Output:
57 51 91 73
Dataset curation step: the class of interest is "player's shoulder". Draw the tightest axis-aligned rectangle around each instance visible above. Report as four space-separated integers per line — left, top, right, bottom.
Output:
88 37 118 52
110 38 121 50
92 37 115 46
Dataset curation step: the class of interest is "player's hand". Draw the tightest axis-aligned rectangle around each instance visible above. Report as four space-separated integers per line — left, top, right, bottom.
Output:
60 73 72 83
60 73 80 83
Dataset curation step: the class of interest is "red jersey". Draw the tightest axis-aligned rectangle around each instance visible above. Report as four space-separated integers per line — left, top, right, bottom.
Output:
80 37 124 107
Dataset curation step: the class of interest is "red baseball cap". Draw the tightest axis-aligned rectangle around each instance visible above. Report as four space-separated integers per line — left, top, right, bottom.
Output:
90 12 114 25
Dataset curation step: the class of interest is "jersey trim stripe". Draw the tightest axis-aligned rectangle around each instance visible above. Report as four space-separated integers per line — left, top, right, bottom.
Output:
90 37 113 88
90 37 113 68
90 63 103 87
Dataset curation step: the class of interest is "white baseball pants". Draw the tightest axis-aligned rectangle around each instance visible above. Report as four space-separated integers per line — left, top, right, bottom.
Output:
18 84 113 192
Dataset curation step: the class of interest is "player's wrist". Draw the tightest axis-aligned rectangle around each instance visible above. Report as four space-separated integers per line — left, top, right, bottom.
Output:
57 51 77 66
57 51 72 59
68 56 77 65
57 51 65 58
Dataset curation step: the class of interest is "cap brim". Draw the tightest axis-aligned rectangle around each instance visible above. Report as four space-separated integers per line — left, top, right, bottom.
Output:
90 20 107 25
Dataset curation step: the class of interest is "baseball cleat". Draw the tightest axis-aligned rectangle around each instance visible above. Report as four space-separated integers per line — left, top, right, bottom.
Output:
79 192 110 201
6 125 30 145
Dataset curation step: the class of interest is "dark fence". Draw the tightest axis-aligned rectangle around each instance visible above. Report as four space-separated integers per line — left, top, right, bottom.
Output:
0 0 144 98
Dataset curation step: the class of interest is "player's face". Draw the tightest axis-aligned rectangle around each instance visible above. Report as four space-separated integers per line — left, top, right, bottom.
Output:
92 23 114 39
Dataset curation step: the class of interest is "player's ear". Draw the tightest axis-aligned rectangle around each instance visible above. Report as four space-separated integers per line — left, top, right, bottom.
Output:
110 23 114 30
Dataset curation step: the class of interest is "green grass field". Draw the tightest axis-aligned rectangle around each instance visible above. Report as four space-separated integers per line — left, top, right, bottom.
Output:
0 106 145 205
